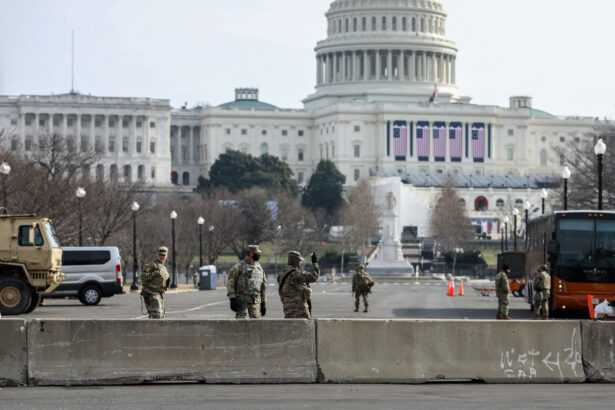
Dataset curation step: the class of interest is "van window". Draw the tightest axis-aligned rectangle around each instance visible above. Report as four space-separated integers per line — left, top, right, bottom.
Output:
63 250 111 266
18 225 44 246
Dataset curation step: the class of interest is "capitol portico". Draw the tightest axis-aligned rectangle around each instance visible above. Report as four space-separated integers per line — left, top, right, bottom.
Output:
0 0 604 237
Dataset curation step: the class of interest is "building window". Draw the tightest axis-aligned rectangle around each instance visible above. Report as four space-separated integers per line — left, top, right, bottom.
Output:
81 139 88 152
122 137 129 153
150 121 156 128
560 136 565 142
124 165 132 183
67 118 73 126
25 139 32 151
11 139 18 151
136 121 142 128
560 154 565 166
507 129 513 136
151 166 156 180
345 18 349 32
138 165 145 181
282 129 288 136
392 16 397 31
372 16 376 30
353 17 357 31
541 136 546 142
182 172 190 186
261 143 268 155
95 138 104 153
354 144 360 157
241 129 247 135
297 172 304 183
109 120 115 127
108 138 115 153
95 120 101 127
496 199 504 208
225 128 231 135
150 141 156 154
412 17 416 31
298 130 304 136
241 146 248 154
261 129 267 136
540 149 547 166
474 196 488 212
39 118 45 126
298 148 304 161
25 118 31 126
420 17 424 32
10 119 17 125
136 140 142 153
354 169 360 181
281 148 288 161
123 120 129 128
507 148 514 161
382 16 386 30
362 16 367 31
53 118 59 126
354 125 360 132
574 137 580 143
110 165 118 182
96 164 104 181
402 17 407 31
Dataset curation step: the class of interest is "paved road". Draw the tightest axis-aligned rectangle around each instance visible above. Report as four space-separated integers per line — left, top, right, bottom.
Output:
15 280 539 320
1 384 614 410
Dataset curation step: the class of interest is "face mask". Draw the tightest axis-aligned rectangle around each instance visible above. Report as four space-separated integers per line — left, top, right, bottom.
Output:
252 253 261 262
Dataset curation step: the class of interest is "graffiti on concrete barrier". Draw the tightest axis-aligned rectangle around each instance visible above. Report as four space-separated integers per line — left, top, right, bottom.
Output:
499 328 582 380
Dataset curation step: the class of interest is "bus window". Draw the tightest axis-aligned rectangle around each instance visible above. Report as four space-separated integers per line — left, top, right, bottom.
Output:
558 219 593 266
596 220 615 267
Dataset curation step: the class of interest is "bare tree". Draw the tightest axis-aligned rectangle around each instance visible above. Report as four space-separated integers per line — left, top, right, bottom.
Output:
554 124 614 210
275 193 317 256
346 178 380 262
430 175 474 274
228 187 276 258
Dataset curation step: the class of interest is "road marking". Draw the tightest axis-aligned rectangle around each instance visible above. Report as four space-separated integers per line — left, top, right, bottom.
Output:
134 301 227 319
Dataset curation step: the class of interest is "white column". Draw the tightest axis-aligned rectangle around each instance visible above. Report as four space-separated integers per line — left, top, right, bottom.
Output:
387 50 392 80
62 114 67 140
19 113 25 147
48 113 53 136
76 114 81 151
451 56 456 84
177 126 182 164
104 115 109 154
409 52 416 81
130 116 137 154
316 55 321 85
422 53 427 82
117 116 123 155
188 126 194 164
431 53 437 83
34 113 40 141
89 115 95 151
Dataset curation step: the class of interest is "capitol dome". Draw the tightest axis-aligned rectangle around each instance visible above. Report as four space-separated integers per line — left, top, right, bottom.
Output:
304 0 462 108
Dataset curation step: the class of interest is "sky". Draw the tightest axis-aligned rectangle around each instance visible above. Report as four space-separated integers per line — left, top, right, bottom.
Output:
1 0 614 118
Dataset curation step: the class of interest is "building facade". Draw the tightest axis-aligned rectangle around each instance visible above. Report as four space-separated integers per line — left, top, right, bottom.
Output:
0 0 602 236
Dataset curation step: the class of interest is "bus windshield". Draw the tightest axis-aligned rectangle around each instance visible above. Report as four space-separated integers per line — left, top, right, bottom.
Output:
558 219 593 267
596 220 615 268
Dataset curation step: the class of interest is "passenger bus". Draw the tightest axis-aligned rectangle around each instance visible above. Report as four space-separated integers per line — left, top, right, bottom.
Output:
526 211 615 315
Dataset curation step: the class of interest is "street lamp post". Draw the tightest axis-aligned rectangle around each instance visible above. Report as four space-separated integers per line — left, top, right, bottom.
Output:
513 208 519 251
540 188 548 215
170 210 177 288
130 201 140 291
76 187 86 246
562 166 571 211
197 217 204 267
524 200 531 250
594 138 607 210
0 162 11 210
208 225 215 264
504 216 509 251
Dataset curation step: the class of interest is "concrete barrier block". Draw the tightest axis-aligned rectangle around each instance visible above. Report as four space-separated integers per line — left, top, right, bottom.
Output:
581 321 615 382
316 320 584 383
27 319 316 385
0 319 27 386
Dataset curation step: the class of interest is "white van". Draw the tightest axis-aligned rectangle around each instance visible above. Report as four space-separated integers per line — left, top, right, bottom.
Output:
48 247 124 305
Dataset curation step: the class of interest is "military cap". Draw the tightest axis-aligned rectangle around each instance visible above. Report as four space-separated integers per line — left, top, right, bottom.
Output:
539 264 548 272
358 264 365 271
247 244 262 254
157 246 168 255
287 250 303 266
288 250 303 260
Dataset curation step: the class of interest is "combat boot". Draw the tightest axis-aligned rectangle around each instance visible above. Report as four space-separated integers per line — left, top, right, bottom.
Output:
354 303 359 312
504 315 512 320
541 317 548 320
496 314 502 319
363 305 369 313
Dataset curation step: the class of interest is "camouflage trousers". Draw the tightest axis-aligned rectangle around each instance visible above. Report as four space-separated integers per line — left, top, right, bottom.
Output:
497 294 509 317
142 292 165 319
355 292 369 309
282 302 311 319
533 291 550 319
236 302 260 319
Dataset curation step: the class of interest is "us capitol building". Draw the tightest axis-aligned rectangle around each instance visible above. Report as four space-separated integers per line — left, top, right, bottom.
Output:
0 0 601 237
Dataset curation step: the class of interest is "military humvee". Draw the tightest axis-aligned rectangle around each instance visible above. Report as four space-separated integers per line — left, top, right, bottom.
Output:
0 214 65 314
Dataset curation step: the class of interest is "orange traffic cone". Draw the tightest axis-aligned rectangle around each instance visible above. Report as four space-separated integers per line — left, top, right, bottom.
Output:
458 281 464 296
447 279 456 296
587 295 595 319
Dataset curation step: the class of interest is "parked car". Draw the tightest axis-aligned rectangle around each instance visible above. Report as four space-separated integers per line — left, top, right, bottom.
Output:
44 246 124 305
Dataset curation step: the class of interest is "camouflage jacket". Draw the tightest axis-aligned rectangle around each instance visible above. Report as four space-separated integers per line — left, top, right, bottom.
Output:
533 271 551 293
277 264 320 306
227 259 267 302
352 272 374 294
141 260 169 295
495 271 510 297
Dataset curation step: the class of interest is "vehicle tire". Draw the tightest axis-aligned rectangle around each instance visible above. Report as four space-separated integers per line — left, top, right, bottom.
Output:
24 292 41 314
0 277 32 315
79 285 102 306
519 285 526 298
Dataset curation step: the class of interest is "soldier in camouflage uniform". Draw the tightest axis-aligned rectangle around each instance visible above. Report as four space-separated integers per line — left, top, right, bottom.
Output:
227 244 267 319
352 264 374 312
533 264 551 320
495 264 512 320
278 251 320 319
140 246 170 319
